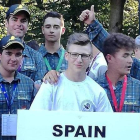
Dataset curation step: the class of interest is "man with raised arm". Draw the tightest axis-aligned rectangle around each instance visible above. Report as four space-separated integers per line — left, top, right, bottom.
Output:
79 5 140 80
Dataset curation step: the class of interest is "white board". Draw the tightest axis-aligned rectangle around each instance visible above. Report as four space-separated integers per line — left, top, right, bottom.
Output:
17 110 140 140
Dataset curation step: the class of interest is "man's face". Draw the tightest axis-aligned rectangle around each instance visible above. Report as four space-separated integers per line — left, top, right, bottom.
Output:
107 48 134 75
0 48 23 73
42 17 65 42
5 12 29 39
65 43 92 74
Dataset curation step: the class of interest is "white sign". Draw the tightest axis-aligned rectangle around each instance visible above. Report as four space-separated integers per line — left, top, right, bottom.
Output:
17 110 140 140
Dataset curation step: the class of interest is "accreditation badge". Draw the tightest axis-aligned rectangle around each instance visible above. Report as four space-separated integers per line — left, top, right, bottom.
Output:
1 114 17 136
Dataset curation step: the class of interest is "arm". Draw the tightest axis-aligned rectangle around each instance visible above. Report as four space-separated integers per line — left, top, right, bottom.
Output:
79 5 109 52
30 83 53 110
34 52 47 81
96 90 113 112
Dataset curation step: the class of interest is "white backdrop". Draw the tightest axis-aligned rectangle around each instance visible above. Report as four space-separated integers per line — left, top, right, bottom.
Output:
17 110 140 140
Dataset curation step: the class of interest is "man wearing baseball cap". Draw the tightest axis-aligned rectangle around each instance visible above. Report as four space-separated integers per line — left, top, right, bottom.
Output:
0 35 36 140
5 4 46 89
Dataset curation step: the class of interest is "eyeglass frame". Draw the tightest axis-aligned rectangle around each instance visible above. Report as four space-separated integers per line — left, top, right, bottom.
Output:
67 52 92 60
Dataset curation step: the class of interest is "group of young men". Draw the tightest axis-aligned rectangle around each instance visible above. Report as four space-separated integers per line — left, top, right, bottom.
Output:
1 3 140 140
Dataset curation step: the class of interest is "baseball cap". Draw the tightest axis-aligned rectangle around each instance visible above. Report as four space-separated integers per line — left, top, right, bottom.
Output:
135 35 140 46
6 4 30 19
0 35 24 50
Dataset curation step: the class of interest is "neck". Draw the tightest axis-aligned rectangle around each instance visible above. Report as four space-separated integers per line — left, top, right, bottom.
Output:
106 69 125 86
45 40 61 54
65 70 86 82
0 65 15 83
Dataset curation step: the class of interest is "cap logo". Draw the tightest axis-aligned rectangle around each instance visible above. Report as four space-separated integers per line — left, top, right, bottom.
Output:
9 36 16 42
17 4 23 9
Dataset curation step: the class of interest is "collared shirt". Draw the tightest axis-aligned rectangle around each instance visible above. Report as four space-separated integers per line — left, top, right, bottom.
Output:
19 43 47 81
96 74 140 112
0 71 36 140
86 20 140 80
38 44 68 73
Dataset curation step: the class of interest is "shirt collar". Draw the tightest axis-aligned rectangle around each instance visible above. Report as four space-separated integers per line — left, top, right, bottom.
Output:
97 73 109 88
100 73 131 88
39 44 64 57
0 71 20 83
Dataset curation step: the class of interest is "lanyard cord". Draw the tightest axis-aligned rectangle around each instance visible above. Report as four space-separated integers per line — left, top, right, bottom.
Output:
44 49 65 71
1 83 17 113
106 74 127 112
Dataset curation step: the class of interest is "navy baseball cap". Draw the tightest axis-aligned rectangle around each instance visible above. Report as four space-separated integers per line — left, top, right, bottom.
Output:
6 4 30 19
0 35 24 50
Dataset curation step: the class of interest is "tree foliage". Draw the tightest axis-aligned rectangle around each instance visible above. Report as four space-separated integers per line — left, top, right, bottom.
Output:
0 0 138 46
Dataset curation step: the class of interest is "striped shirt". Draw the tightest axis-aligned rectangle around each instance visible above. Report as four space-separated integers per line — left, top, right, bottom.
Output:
96 74 140 112
19 43 47 81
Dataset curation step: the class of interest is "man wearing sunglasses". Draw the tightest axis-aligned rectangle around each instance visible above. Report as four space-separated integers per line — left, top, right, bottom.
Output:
30 33 112 112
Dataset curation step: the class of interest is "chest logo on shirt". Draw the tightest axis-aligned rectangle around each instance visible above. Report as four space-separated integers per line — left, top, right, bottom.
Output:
81 100 94 112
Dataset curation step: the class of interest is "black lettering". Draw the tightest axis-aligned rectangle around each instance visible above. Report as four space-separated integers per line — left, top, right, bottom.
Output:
94 126 106 138
88 126 92 137
52 125 63 137
74 125 86 137
65 125 75 137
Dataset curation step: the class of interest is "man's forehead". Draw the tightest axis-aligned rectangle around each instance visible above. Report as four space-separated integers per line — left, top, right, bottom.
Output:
44 17 61 25
115 48 134 55
44 23 60 26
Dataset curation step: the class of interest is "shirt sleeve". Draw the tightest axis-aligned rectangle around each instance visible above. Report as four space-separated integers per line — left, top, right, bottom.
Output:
30 82 53 110
86 20 109 52
96 90 113 112
34 52 47 81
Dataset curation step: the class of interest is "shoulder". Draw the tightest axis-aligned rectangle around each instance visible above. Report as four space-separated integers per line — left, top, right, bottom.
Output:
86 76 106 96
24 44 43 57
128 76 140 85
17 72 34 84
38 44 45 52
86 76 105 90
96 74 106 84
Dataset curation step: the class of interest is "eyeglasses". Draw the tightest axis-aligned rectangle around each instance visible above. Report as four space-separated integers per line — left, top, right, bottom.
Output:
68 52 91 60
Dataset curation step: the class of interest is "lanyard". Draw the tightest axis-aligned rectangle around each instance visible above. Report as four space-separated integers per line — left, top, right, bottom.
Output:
106 74 127 112
44 49 65 71
87 52 100 75
1 83 18 113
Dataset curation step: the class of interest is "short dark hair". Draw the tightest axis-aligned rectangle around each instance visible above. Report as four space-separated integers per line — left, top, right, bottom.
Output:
66 32 93 52
103 33 136 58
43 11 64 26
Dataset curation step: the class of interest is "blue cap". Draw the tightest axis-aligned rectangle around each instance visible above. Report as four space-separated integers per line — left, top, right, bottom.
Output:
6 4 30 19
0 35 24 50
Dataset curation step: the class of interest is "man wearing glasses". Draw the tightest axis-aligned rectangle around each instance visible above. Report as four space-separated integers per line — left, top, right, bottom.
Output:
30 33 112 112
